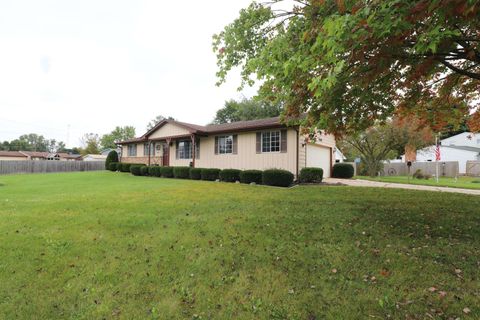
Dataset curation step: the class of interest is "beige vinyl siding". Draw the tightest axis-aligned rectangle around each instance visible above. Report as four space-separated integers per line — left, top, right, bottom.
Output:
149 123 190 139
192 129 298 174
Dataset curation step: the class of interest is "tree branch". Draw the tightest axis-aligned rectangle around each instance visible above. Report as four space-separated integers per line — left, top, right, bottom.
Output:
436 59 480 80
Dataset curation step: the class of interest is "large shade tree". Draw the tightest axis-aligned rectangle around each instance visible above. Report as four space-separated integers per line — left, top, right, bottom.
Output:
214 0 480 135
100 126 136 150
213 98 283 124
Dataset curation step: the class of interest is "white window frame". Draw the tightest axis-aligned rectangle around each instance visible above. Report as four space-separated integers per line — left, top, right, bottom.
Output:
261 131 281 153
143 143 155 156
128 144 137 157
177 140 192 159
218 135 233 154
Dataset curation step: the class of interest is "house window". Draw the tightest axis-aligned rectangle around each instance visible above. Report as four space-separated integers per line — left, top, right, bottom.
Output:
177 140 192 159
261 131 281 153
144 143 155 156
218 135 233 154
128 144 137 157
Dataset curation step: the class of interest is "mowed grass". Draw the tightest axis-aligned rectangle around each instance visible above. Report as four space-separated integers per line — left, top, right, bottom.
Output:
357 175 480 190
0 172 479 319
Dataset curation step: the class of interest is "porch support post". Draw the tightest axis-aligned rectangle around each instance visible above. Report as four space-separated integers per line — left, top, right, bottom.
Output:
191 134 196 168
165 138 171 167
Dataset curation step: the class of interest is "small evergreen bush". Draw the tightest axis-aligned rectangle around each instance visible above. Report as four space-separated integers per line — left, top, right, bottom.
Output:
119 163 133 172
189 168 202 180
299 167 324 183
130 165 143 176
174 166 190 179
332 163 354 179
105 150 119 170
108 162 118 172
201 168 221 181
160 166 174 178
262 169 294 187
140 166 149 176
219 169 242 182
239 170 263 184
149 166 161 177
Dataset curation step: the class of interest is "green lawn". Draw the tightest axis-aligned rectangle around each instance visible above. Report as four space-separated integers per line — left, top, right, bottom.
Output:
0 172 479 319
357 175 480 190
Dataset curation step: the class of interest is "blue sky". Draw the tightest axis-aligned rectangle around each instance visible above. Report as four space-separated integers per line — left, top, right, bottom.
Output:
0 0 255 147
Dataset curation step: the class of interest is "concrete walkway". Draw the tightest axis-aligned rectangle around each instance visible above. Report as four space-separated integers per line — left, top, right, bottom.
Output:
324 178 480 196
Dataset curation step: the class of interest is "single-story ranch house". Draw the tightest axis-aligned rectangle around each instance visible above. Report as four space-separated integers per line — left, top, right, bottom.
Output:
118 116 336 177
0 151 81 161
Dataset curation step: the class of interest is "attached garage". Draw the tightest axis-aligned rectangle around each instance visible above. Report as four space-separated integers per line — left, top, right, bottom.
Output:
306 144 332 177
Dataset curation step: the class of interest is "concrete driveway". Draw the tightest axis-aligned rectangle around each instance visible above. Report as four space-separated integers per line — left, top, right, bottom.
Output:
324 178 480 196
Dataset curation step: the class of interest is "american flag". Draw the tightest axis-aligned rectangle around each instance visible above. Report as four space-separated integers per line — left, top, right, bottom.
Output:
435 141 441 161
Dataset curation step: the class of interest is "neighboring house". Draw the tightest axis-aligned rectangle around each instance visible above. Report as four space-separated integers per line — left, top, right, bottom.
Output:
441 132 480 148
100 148 121 156
415 145 480 174
335 149 346 163
118 116 336 177
399 132 480 174
0 151 28 161
82 154 107 162
0 151 82 161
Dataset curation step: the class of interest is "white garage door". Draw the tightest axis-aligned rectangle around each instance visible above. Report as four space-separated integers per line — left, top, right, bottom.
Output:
306 144 332 177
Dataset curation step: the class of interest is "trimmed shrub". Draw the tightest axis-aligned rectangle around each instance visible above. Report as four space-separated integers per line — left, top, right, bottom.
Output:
105 150 119 170
149 166 161 177
140 166 149 176
299 167 324 183
130 165 143 176
201 168 221 181
332 163 354 179
189 168 202 180
119 163 133 172
174 166 190 179
108 162 118 172
220 169 242 183
160 166 174 178
239 170 263 184
262 169 294 187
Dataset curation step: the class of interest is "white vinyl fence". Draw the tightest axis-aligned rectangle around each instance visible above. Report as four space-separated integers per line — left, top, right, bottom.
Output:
0 160 105 175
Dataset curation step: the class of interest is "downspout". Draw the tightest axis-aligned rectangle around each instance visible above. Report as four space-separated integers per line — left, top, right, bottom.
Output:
330 147 333 178
295 128 299 180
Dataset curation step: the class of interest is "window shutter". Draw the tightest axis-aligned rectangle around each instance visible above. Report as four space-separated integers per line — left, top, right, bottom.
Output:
256 132 261 154
175 141 179 159
214 136 219 155
232 135 238 154
196 139 200 159
281 130 287 153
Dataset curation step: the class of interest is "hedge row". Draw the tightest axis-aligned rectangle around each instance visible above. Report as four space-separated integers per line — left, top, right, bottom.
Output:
108 162 136 173
111 163 297 187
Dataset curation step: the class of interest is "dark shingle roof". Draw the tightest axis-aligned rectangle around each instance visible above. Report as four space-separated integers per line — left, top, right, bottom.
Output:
118 116 291 144
204 116 283 133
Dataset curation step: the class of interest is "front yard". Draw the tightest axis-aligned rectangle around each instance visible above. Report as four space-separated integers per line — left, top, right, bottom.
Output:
358 175 480 190
0 172 479 319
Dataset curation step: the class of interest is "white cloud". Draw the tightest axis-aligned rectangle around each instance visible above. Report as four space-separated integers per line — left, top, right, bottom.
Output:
0 0 256 147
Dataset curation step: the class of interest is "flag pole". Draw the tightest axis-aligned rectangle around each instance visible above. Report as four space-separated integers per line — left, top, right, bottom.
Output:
435 135 439 183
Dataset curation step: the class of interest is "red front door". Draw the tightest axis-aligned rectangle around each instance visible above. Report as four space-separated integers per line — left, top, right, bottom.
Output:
162 143 169 166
